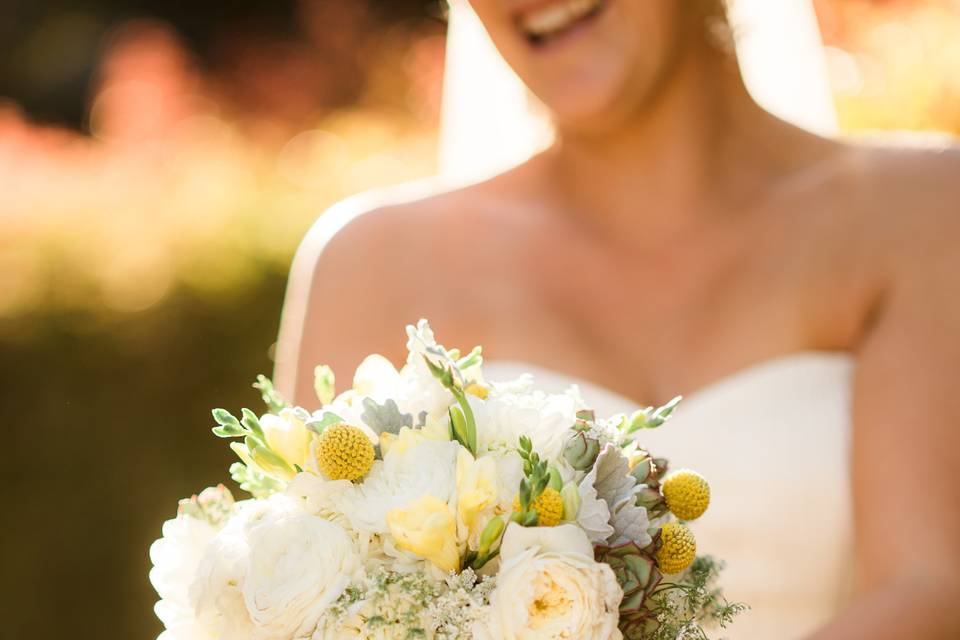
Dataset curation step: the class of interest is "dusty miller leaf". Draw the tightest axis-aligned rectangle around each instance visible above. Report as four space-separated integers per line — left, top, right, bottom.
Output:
360 398 412 435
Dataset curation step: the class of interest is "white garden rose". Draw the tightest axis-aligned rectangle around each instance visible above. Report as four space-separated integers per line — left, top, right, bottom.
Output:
149 515 218 640
477 524 623 640
191 495 360 640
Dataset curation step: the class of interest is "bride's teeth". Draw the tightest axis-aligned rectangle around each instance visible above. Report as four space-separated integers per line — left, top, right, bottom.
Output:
519 0 603 41
525 5 573 35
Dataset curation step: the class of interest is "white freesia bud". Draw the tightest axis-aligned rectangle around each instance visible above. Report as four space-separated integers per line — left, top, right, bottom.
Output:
260 408 311 469
476 523 623 640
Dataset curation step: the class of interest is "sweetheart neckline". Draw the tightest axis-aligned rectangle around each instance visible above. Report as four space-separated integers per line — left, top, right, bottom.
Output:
484 350 855 410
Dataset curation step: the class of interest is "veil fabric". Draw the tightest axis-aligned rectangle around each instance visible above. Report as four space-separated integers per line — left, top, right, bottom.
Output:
439 0 837 182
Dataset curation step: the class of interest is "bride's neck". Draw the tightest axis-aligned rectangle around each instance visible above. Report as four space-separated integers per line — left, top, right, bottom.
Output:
543 45 803 237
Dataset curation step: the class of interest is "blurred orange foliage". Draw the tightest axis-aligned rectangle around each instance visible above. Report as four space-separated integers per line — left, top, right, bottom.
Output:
0 15 444 320
817 0 960 133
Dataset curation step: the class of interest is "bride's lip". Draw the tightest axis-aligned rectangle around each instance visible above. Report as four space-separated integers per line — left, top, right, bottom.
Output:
512 0 609 51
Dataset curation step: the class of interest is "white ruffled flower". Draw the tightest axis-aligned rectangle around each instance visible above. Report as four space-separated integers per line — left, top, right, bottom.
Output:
476 524 623 640
343 438 460 536
191 495 361 640
285 472 355 522
471 389 579 463
149 515 219 640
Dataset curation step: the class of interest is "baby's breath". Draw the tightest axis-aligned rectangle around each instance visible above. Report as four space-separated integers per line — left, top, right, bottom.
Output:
327 568 495 639
427 569 496 639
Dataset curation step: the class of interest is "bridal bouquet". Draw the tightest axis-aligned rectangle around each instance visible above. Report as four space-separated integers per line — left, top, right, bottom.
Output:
150 321 741 640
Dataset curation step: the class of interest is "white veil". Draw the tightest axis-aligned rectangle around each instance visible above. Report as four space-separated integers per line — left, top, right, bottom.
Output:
438 0 837 183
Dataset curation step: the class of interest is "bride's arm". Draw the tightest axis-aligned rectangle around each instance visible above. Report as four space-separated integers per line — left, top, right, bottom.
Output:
809 206 960 638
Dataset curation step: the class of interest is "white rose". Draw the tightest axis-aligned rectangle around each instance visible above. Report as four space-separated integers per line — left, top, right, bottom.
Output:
477 524 623 640
149 515 219 640
191 496 360 640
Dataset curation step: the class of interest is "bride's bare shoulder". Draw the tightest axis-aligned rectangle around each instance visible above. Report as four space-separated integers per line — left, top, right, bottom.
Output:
284 167 531 328
293 169 525 279
842 135 960 215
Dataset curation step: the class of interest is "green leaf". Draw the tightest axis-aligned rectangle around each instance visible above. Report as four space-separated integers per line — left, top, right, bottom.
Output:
229 462 284 499
240 408 264 439
253 374 288 414
648 395 682 427
212 408 242 430
313 365 335 405
307 411 343 434
456 345 483 370
212 425 243 438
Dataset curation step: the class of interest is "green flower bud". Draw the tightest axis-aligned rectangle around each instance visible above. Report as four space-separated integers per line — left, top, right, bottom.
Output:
561 481 581 521
478 516 505 554
547 466 563 491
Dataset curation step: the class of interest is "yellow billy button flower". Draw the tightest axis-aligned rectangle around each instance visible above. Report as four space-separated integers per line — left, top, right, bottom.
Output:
657 522 697 574
512 487 565 527
315 423 375 481
387 495 461 573
661 469 710 521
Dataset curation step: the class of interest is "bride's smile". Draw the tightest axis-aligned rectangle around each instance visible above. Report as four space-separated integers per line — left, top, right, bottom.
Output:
514 0 607 47
468 0 693 127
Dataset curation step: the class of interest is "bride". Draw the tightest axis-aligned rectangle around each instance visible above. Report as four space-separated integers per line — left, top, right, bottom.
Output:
275 0 960 637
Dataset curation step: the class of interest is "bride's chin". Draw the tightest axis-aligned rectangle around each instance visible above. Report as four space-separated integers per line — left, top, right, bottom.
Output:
538 81 646 136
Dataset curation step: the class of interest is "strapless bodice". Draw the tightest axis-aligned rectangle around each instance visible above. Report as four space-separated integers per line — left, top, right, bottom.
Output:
484 353 856 640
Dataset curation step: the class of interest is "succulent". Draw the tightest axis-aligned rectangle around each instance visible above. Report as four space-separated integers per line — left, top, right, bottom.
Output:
651 457 670 483
595 539 663 640
636 485 669 520
563 431 601 470
629 453 657 486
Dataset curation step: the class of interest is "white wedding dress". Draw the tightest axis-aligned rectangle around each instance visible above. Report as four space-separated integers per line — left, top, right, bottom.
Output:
484 353 856 640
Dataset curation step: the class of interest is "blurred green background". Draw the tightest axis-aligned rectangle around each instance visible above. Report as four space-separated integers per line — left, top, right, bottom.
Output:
1 1 958 638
